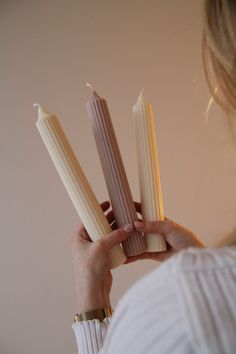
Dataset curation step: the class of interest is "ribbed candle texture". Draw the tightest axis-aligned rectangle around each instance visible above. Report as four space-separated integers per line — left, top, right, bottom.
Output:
35 104 126 268
133 92 166 252
86 88 146 256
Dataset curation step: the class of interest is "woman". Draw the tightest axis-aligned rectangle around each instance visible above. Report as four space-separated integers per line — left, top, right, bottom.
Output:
71 1 236 353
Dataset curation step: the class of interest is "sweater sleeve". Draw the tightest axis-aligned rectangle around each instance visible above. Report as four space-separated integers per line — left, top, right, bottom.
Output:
72 317 111 354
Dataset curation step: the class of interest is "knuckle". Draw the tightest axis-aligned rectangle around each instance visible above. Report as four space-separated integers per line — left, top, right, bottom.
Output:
115 228 125 238
144 221 153 231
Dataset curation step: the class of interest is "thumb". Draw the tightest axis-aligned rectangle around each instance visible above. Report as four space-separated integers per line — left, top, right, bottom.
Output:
101 224 133 250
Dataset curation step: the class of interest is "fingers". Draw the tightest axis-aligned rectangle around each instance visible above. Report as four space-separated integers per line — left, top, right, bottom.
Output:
106 210 115 224
100 201 110 212
100 200 141 214
100 224 133 250
134 201 142 214
105 206 141 226
111 221 117 231
100 201 116 225
74 197 134 247
74 222 133 252
134 219 174 236
101 201 142 224
77 224 92 242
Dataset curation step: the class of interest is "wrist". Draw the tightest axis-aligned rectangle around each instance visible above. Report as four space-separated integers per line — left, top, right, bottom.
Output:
76 280 111 314
74 307 113 323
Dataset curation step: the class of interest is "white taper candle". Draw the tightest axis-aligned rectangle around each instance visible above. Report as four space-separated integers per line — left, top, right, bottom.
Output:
133 92 167 252
35 104 126 268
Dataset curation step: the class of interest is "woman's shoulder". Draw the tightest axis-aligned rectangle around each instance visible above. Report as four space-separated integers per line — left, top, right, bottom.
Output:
109 246 236 354
170 245 236 273
122 245 236 304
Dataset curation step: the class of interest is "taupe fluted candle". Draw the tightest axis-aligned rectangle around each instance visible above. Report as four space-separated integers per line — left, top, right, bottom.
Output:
35 104 126 268
133 92 166 252
86 88 146 256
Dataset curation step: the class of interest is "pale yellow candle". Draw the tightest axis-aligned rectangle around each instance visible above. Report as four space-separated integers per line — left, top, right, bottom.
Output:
35 104 126 268
133 92 166 252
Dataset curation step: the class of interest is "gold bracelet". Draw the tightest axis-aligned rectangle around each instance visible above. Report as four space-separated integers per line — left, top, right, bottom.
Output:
74 307 113 323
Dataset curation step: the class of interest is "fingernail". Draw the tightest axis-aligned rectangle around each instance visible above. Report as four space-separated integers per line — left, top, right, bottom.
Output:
134 221 144 229
123 223 133 232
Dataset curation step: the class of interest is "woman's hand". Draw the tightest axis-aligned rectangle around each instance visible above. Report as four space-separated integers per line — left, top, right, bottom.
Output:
105 201 204 264
71 201 133 314
71 200 204 312
125 203 204 263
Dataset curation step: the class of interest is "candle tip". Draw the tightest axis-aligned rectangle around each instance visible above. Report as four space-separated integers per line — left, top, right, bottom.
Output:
33 103 51 120
138 88 144 100
86 83 101 100
86 83 94 91
33 103 41 111
133 89 145 111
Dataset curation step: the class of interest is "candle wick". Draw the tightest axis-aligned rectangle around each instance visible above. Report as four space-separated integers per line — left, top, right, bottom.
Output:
86 83 94 92
33 103 41 111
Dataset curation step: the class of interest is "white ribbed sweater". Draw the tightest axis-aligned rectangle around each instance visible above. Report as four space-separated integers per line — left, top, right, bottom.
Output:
72 246 236 354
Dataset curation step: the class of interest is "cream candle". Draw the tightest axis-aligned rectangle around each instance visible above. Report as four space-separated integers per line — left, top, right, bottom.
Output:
86 85 146 256
35 104 126 268
133 91 166 252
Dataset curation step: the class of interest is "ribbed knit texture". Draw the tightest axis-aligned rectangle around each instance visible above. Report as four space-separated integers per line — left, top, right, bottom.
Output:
73 246 236 354
72 318 110 353
86 93 146 256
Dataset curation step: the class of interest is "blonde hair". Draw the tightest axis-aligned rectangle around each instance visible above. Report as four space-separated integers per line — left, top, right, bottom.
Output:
203 1 236 246
202 0 236 115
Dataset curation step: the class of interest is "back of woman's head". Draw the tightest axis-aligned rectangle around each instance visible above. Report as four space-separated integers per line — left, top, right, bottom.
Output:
203 0 236 115
203 1 236 247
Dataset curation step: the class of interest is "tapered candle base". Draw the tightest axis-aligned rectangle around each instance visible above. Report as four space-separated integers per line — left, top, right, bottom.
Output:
146 233 167 252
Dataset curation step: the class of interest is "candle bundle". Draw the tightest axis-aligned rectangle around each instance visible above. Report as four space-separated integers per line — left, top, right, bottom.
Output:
133 92 166 252
86 87 146 257
35 104 126 268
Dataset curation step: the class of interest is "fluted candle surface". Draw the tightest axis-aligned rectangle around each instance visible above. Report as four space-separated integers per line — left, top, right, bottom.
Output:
86 88 146 256
133 92 166 252
35 104 126 268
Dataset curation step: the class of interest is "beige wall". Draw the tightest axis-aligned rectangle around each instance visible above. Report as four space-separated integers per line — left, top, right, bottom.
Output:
1 0 236 353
